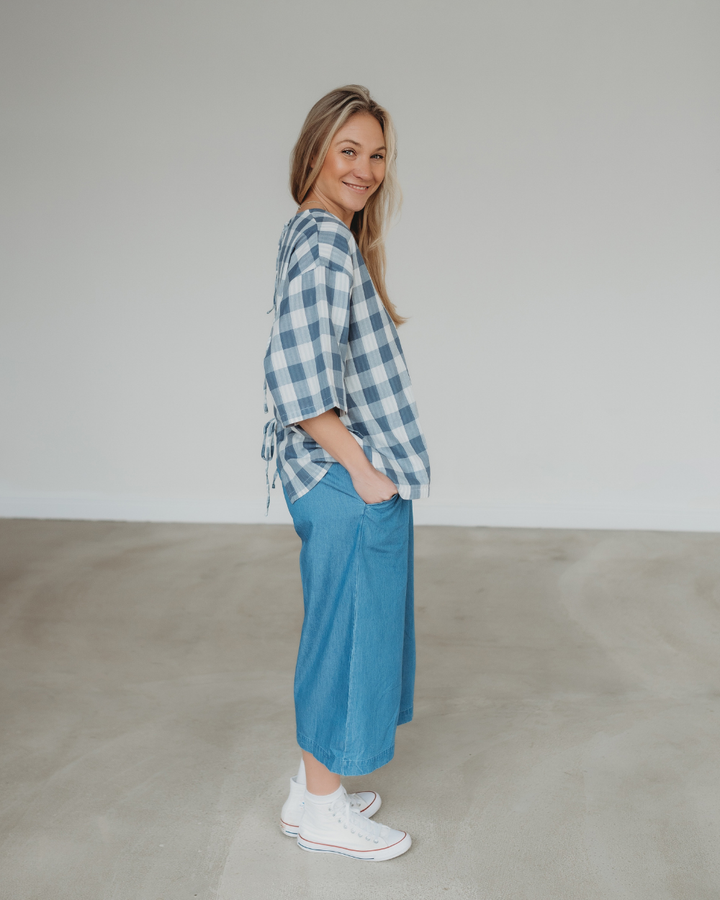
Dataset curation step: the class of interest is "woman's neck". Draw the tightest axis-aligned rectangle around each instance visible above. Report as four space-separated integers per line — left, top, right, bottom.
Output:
298 191 353 227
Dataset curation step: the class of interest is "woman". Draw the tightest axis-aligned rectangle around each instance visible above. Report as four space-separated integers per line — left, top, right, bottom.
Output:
263 85 430 861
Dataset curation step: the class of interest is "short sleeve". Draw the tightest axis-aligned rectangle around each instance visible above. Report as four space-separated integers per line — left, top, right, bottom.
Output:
264 260 351 428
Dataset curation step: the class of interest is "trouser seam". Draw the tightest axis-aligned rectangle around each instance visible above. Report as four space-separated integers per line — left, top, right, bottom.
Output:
342 504 367 760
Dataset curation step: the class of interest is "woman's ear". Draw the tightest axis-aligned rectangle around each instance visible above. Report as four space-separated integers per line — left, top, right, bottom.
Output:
309 155 316 170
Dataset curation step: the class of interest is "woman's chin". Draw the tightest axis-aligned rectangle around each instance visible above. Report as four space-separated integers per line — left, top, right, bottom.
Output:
340 189 373 212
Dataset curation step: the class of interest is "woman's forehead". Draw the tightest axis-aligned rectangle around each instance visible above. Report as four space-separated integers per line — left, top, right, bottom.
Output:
334 113 384 146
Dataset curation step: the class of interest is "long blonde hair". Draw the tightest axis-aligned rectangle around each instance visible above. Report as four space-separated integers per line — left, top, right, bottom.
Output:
290 85 404 326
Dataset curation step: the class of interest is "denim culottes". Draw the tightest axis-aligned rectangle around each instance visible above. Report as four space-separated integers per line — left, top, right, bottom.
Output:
284 463 415 777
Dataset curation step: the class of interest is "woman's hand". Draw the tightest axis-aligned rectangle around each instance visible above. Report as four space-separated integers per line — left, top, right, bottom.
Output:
350 466 399 505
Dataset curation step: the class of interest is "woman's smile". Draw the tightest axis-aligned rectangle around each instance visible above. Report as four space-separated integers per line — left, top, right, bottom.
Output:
343 181 370 193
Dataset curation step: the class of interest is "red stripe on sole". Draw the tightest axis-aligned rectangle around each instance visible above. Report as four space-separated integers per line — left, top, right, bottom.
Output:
297 832 407 854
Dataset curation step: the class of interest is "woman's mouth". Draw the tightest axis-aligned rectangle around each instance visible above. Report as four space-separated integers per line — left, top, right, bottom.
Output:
343 182 370 194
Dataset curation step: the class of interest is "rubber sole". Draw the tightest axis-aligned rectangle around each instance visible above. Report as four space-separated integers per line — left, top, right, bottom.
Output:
296 831 412 861
280 818 300 837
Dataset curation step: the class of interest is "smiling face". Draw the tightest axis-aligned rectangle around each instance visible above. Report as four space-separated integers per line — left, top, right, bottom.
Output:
306 112 387 226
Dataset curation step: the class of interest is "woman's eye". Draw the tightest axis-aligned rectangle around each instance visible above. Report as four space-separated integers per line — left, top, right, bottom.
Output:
342 148 355 156
372 155 385 160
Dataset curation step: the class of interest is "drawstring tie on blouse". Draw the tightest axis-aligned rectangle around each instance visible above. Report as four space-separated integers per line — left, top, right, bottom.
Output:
261 412 279 515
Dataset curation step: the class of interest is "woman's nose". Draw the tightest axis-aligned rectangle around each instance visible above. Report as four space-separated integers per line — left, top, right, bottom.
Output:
352 157 372 180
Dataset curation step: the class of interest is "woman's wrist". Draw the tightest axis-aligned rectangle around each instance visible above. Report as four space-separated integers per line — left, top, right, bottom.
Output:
342 455 375 479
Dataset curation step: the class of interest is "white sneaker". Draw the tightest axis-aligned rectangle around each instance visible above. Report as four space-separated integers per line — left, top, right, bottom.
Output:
280 777 381 837
297 787 411 861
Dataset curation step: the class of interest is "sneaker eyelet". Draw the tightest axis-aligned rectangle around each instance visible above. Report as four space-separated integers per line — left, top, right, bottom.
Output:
374 839 379 844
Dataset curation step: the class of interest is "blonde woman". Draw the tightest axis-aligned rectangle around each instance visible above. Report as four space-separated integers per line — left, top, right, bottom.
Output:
263 85 430 861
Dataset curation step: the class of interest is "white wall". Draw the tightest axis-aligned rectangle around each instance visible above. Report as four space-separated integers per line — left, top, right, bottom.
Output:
1 0 719 531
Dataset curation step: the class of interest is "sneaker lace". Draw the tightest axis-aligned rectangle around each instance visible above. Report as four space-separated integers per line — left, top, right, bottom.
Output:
328 795 391 844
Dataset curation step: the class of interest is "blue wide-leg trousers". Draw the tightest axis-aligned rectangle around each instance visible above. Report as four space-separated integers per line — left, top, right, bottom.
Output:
284 463 415 777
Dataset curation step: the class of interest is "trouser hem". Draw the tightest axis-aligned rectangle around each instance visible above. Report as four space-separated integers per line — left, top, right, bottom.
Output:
297 732 395 777
397 706 413 726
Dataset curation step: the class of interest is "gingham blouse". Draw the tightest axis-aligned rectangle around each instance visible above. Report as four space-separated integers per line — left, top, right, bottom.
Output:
262 209 430 505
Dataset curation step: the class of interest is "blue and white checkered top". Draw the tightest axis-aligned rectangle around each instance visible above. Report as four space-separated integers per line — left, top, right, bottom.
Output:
262 209 431 505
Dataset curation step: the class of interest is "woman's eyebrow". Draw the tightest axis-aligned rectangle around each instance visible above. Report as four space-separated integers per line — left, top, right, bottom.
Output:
337 138 387 151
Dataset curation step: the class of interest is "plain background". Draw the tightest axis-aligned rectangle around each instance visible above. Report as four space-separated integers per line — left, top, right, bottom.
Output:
1 0 719 530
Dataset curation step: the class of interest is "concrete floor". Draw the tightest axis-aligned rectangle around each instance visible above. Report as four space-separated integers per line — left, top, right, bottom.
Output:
1 521 719 899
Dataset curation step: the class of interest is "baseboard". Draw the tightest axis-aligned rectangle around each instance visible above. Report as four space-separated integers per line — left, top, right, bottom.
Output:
410 503 720 532
1 493 719 532
0 493 294 526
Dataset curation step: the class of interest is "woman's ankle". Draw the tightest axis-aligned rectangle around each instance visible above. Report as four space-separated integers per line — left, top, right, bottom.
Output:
302 750 341 795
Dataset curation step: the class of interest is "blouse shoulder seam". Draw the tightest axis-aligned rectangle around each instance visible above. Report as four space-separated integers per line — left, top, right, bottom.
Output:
287 215 354 278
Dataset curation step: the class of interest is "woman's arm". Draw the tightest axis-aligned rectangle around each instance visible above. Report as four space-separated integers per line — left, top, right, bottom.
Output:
298 409 398 504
